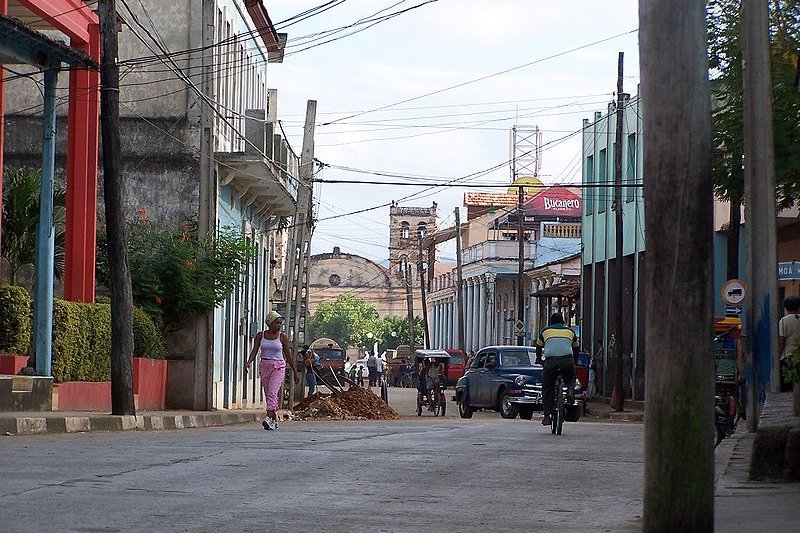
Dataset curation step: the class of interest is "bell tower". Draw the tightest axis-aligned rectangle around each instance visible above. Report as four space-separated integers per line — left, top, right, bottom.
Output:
388 202 438 282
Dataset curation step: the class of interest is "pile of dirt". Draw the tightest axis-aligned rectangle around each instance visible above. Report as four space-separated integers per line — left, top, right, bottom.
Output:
293 387 400 421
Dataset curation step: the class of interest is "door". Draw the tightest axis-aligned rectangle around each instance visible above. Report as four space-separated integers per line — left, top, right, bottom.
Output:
475 350 498 407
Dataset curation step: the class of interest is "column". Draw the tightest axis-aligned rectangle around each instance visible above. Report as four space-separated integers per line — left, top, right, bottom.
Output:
447 298 454 348
466 281 474 352
478 276 486 348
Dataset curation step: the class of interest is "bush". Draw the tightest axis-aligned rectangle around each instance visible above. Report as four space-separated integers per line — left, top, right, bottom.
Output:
785 344 800 384
0 284 32 355
1 287 166 381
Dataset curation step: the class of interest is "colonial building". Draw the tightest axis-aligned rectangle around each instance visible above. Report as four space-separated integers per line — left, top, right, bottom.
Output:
581 93 645 400
4 0 297 411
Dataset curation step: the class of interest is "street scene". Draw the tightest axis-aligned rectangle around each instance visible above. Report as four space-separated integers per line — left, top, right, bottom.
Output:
1 0 800 532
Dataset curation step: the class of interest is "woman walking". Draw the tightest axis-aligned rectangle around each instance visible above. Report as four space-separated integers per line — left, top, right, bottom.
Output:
245 311 300 430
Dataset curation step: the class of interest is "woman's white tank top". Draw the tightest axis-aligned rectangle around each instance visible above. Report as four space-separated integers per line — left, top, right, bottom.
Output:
259 335 284 360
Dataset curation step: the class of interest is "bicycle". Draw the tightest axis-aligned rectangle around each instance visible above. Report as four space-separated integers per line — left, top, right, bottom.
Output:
551 372 566 435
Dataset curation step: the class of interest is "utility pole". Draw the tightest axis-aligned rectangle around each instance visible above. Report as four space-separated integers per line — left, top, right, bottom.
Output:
743 0 778 425
640 0 714 531
287 100 316 403
516 185 525 346
99 0 135 416
418 236 430 348
613 52 626 412
454 207 466 352
404 262 416 355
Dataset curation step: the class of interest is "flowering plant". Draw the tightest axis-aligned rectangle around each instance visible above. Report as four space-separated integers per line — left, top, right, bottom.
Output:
97 211 255 330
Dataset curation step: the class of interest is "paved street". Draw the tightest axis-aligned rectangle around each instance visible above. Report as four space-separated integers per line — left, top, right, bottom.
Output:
1 397 644 533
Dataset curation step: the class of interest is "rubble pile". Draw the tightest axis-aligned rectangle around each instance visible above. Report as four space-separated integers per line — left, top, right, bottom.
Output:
293 387 401 421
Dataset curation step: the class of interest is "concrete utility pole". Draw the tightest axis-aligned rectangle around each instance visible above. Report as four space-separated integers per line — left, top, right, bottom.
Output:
287 100 316 403
613 52 625 412
418 237 430 348
516 185 525 346
640 0 714 531
743 0 778 427
99 0 135 415
454 207 466 352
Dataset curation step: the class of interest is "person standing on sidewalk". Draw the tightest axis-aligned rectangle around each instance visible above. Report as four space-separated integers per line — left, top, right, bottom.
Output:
245 311 300 430
367 351 378 387
778 296 800 392
535 312 579 426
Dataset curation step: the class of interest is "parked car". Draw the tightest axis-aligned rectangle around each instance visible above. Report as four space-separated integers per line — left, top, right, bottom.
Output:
453 345 585 420
444 349 467 385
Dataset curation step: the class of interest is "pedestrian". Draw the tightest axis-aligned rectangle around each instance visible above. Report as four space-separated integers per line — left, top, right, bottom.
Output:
367 351 378 386
245 310 300 430
376 353 384 385
357 365 365 387
302 345 318 398
778 295 800 391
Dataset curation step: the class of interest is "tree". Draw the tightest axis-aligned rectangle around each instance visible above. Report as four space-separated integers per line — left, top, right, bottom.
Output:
376 315 424 350
0 167 66 284
307 293 380 349
708 0 800 277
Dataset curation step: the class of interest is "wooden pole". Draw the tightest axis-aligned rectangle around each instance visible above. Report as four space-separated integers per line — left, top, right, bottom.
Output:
454 207 466 352
99 0 135 415
743 0 778 421
405 262 416 355
418 236 430 348
516 185 525 345
613 52 626 411
640 0 714 530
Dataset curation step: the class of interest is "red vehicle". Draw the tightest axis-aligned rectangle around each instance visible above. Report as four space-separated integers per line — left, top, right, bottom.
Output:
444 349 467 385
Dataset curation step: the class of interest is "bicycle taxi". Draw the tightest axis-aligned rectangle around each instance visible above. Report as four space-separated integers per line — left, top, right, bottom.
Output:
414 349 450 417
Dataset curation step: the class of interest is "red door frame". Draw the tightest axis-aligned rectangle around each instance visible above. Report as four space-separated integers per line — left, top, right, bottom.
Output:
0 0 100 302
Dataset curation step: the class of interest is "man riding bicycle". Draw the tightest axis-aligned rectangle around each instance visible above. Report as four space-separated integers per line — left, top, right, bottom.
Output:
536 312 579 426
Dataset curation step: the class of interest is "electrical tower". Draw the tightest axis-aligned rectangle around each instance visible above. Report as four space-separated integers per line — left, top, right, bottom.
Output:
510 126 542 181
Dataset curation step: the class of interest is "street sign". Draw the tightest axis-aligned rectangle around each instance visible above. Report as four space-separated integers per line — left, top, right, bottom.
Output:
722 279 746 306
514 320 525 333
725 306 743 317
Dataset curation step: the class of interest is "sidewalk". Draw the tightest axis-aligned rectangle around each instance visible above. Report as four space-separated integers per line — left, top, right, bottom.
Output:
585 398 645 422
0 409 266 436
715 392 800 531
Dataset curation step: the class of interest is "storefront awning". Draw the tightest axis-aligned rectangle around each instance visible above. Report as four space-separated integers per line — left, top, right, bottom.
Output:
532 279 580 298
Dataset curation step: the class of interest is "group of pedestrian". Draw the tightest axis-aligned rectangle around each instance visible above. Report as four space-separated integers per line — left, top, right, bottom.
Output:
366 351 384 386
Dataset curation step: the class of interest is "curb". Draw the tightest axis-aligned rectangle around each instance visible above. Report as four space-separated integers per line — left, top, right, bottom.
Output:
0 412 261 436
585 405 644 422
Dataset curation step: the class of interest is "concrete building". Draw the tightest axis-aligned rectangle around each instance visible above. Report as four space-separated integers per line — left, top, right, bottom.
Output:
4 0 297 411
580 93 645 401
428 187 582 353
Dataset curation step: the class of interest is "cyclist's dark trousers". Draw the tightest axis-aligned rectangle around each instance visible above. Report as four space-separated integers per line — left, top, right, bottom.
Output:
542 355 576 416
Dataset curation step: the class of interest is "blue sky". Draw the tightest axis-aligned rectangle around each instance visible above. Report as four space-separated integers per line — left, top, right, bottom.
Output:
267 0 640 263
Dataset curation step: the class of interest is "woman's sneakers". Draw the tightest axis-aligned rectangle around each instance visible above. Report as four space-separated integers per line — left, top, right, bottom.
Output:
262 418 277 431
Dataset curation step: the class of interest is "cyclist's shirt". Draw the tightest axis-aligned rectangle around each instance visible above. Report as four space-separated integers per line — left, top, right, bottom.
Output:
536 324 578 359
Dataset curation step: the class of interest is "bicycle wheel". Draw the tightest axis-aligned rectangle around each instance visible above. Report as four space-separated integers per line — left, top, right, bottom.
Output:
556 378 565 435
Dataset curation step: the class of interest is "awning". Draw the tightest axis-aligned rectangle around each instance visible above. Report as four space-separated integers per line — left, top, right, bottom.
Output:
0 13 96 67
532 279 581 298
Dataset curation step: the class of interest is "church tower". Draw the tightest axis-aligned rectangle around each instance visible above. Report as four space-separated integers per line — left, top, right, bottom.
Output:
389 202 438 282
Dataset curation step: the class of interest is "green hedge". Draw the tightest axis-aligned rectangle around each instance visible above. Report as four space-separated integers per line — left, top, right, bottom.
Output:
0 285 167 382
0 284 32 355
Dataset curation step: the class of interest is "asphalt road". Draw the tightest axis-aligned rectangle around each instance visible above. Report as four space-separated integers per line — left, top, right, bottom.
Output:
0 390 643 533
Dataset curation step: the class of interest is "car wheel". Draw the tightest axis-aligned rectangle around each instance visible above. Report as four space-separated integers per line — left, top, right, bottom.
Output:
458 394 474 419
519 405 534 420
499 392 519 419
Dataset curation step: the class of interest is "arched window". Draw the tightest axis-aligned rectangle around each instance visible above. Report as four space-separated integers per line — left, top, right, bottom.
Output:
399 255 409 276
399 221 410 240
417 222 427 238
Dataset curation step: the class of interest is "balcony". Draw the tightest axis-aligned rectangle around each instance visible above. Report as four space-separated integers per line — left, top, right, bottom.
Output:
463 240 532 266
216 109 299 218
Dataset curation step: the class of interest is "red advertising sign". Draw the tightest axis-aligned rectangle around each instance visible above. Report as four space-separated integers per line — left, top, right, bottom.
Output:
524 187 582 217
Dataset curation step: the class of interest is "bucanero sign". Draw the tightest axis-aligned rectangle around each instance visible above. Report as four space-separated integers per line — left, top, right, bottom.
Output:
524 187 582 217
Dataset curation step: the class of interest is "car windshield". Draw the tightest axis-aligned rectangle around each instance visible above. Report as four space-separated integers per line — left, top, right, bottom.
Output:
449 355 464 365
499 350 536 367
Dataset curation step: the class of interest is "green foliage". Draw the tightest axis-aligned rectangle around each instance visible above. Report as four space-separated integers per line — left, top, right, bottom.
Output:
786 343 800 384
0 286 165 380
376 314 425 349
307 293 380 349
97 213 255 330
0 284 32 355
708 0 800 207
0 167 66 283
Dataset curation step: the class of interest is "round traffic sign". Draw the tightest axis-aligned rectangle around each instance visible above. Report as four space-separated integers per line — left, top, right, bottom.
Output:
722 279 746 306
